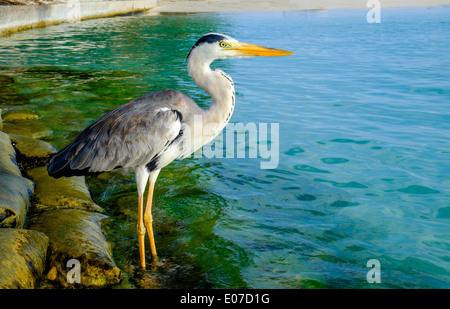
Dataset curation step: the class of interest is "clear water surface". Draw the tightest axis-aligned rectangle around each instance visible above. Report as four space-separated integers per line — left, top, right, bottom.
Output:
0 6 449 288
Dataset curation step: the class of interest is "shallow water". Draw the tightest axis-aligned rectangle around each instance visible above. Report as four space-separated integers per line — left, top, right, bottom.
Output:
1 7 449 288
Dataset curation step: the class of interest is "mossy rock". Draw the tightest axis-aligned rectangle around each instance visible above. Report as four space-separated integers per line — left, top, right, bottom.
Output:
0 76 29 105
9 134 57 158
27 166 103 213
0 131 21 176
0 108 3 131
2 110 39 122
2 121 53 140
0 229 49 289
0 173 35 228
28 208 122 288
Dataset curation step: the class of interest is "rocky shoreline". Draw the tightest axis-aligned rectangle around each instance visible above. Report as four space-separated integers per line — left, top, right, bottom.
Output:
0 108 122 288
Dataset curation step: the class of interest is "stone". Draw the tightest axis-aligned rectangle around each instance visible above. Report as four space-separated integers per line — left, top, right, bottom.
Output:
9 133 57 160
0 173 35 228
2 121 53 140
0 108 3 131
0 131 21 176
27 208 122 288
26 166 103 213
0 229 49 289
2 110 39 121
0 75 29 105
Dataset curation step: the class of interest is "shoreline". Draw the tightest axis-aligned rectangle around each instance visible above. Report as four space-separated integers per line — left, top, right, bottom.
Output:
150 0 450 13
1 1 450 35
0 0 158 36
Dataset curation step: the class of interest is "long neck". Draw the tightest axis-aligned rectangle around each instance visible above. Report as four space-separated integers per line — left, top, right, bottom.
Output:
187 56 235 133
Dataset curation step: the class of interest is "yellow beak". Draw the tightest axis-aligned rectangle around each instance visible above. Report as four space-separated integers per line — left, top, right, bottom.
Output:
231 42 294 57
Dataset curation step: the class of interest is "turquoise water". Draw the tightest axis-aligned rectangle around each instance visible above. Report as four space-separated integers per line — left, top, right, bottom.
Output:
1 7 449 288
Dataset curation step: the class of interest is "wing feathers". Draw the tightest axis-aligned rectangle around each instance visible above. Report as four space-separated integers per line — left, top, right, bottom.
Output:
48 90 185 178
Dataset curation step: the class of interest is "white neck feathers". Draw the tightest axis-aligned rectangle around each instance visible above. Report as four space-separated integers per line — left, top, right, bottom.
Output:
187 46 236 128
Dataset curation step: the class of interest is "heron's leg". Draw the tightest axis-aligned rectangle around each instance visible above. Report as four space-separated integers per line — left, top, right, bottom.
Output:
137 193 146 269
144 181 157 261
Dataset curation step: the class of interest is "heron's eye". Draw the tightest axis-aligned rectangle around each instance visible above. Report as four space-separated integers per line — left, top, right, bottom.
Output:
219 41 228 48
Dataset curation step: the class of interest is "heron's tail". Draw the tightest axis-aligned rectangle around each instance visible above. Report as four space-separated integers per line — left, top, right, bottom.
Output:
47 146 71 178
47 144 94 178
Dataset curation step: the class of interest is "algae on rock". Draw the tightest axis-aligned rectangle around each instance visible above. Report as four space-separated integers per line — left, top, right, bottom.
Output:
9 133 57 170
2 120 53 140
0 229 49 289
2 110 39 122
0 173 35 228
28 208 122 288
0 131 21 176
9 134 57 159
26 166 103 212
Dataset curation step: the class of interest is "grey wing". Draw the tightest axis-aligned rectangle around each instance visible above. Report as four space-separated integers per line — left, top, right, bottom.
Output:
47 91 184 178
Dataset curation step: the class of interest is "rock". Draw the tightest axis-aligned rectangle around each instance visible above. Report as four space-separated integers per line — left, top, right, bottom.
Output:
10 134 57 158
0 75 28 105
27 208 122 288
0 173 35 228
0 229 49 289
2 110 39 121
2 121 53 140
26 166 104 213
0 108 3 131
0 131 21 176
0 75 14 86
10 134 57 170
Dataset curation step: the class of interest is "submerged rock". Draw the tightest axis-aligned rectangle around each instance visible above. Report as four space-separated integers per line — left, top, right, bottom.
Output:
2 121 53 140
2 110 39 122
27 208 122 288
0 173 35 228
0 229 49 289
0 131 21 176
0 75 29 105
26 166 103 212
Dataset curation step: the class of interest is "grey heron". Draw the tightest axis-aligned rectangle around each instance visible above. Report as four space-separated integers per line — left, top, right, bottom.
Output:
47 33 293 270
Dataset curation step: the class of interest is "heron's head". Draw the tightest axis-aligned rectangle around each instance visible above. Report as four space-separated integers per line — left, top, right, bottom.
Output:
187 33 293 63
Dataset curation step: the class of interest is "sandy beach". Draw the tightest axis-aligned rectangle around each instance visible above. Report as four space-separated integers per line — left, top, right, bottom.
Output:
150 0 450 13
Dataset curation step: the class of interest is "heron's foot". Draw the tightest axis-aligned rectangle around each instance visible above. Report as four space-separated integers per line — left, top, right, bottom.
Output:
141 257 164 272
150 255 163 266
134 257 164 277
